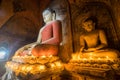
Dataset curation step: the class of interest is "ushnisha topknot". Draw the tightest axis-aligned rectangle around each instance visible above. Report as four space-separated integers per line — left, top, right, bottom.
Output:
43 8 55 14
84 16 98 24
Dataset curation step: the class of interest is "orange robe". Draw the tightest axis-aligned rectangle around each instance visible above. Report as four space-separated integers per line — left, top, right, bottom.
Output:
32 20 62 56
41 20 62 45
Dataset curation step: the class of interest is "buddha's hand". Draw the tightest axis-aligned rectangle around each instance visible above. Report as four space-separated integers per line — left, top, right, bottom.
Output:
80 47 84 52
84 48 97 52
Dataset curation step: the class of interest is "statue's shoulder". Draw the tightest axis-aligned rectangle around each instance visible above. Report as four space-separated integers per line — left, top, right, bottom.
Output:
97 29 105 33
53 20 61 23
80 33 85 38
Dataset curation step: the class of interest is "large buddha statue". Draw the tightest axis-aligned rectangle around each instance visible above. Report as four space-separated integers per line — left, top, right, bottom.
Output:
15 8 62 57
79 17 120 59
1 8 63 80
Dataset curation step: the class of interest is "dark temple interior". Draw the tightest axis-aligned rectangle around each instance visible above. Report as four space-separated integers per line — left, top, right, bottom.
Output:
0 0 120 80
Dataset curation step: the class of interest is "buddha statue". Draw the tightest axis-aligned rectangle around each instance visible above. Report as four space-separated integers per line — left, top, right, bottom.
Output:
1 8 63 80
15 8 62 57
79 17 120 59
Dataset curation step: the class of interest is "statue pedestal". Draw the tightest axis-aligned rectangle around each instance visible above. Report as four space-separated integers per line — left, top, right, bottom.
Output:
64 61 120 80
3 56 64 80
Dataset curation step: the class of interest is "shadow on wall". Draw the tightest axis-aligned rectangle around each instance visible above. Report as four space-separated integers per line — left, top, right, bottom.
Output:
0 0 42 61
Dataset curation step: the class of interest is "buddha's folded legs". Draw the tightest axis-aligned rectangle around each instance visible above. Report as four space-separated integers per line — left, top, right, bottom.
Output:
80 49 120 59
31 44 59 57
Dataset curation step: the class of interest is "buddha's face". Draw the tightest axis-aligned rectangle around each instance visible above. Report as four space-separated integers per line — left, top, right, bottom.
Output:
82 20 95 32
42 10 53 23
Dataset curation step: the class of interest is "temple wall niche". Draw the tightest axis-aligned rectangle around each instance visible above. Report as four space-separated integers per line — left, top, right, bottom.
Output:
68 0 120 52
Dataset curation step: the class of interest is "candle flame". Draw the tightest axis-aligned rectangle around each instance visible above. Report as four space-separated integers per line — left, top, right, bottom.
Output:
90 57 93 60
26 66 32 71
49 55 53 58
106 56 109 59
22 66 26 71
98 57 101 60
39 65 45 70
71 52 81 61
55 61 62 67
41 55 46 58
50 63 55 68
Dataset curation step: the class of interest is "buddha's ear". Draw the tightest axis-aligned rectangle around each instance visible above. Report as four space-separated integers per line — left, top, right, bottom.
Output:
52 13 56 20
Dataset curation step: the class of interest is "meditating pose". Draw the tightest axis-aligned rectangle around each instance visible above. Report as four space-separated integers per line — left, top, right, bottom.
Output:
16 8 62 57
79 17 119 59
1 8 62 80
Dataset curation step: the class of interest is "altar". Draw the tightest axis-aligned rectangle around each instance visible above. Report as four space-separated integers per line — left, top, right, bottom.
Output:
64 52 120 80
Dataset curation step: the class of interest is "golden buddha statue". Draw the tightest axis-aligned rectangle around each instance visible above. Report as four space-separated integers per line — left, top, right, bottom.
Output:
79 17 120 59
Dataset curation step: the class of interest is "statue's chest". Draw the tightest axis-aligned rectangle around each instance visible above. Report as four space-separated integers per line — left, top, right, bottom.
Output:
84 32 99 43
41 24 53 36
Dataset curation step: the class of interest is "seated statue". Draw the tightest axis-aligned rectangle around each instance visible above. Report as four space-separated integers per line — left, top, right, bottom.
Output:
15 8 62 57
1 8 63 80
79 17 120 59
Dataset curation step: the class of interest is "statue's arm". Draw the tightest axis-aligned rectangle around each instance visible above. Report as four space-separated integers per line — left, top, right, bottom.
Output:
79 35 85 52
37 28 42 43
96 30 108 50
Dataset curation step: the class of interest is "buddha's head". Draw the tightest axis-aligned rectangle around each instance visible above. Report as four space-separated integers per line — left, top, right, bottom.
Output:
82 17 96 32
42 8 55 24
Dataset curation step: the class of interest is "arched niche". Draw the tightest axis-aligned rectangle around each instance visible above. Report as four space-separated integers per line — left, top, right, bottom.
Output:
70 2 120 52
44 0 73 62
